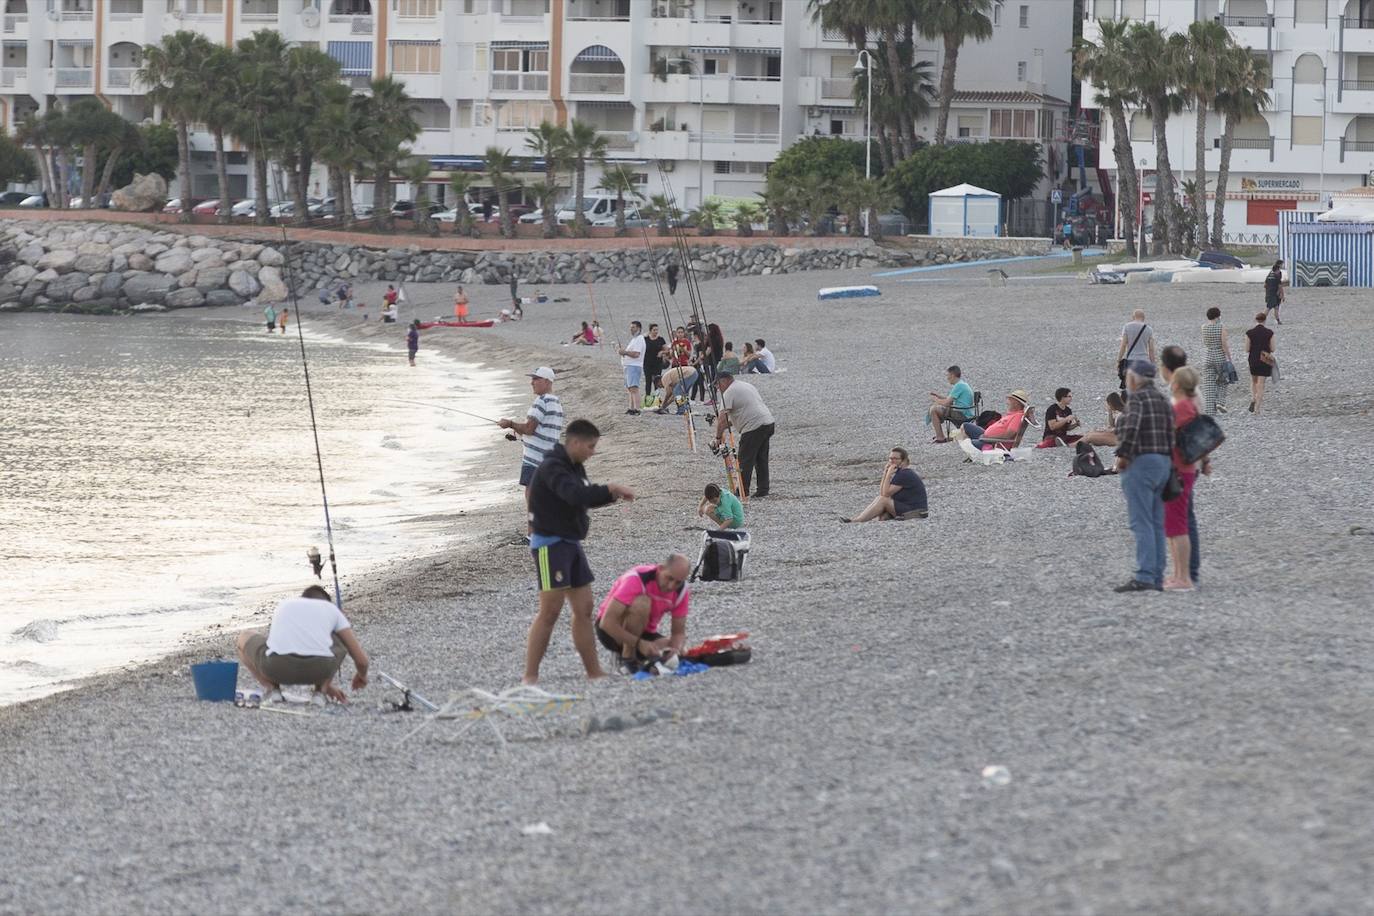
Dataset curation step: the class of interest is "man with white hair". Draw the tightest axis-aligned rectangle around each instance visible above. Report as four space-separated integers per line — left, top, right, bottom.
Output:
1113 360 1175 593
595 554 692 674
1116 309 1155 390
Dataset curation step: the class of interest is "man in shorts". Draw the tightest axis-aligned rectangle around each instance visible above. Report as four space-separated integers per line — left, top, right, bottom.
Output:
618 321 645 415
524 419 636 684
236 585 369 704
499 366 564 539
595 554 692 674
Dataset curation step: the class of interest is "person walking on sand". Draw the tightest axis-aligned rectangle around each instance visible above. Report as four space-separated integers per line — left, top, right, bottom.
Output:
666 262 680 296
1116 309 1155 390
278 306 289 335
1164 367 1205 591
263 304 277 333
712 373 775 498
236 585 369 705
1264 260 1284 324
523 419 635 685
1200 307 1234 415
509 273 522 319
498 366 564 539
406 319 420 367
1113 361 1174 593
1245 311 1276 414
618 321 646 415
453 285 469 321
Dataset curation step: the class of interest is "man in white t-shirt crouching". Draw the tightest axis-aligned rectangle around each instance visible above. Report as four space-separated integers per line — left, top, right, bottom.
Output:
236 585 369 704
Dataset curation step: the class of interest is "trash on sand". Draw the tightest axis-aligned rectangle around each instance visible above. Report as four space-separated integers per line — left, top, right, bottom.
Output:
981 765 1012 787
521 822 554 836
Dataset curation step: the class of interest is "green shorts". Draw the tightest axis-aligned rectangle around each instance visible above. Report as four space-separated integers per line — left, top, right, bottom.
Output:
245 632 347 687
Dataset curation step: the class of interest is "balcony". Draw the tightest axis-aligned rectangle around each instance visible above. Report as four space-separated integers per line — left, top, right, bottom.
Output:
639 128 690 158
491 71 549 92
1344 16 1374 28
56 67 93 87
1221 13 1271 27
499 0 546 19
329 14 372 33
2 13 23 30
240 0 277 20
566 0 627 20
1230 136 1274 152
1341 137 1374 156
1 67 24 87
821 77 853 101
569 72 625 93
108 0 142 18
106 67 136 87
599 129 635 149
690 130 780 144
1342 78 1374 91
58 5 94 19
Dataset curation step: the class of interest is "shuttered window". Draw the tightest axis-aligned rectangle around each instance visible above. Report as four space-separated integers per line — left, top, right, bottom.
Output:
392 41 441 73
1291 115 1323 146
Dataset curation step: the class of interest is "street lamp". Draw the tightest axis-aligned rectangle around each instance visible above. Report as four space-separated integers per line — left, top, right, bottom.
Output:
665 57 705 208
1137 156 1147 264
854 49 873 236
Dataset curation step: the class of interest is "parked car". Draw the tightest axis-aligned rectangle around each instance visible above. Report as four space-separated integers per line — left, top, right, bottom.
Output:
191 199 224 215
162 197 208 214
391 200 445 219
19 194 46 208
230 199 256 217
589 207 649 228
0 190 30 205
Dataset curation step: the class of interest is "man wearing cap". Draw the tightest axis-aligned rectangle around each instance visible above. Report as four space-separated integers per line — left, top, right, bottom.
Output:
711 373 775 498
961 390 1029 450
1113 360 1175 593
618 321 646 415
499 367 564 535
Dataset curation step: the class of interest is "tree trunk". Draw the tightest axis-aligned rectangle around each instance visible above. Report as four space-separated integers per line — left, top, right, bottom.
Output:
1212 114 1236 248
95 143 122 200
935 34 961 146
499 189 513 238
1149 97 1177 254
1108 102 1139 258
880 36 914 159
175 119 192 223
1193 99 1208 254
33 148 54 204
328 166 346 226
574 160 587 237
543 180 557 239
57 150 74 210
340 170 354 225
375 167 393 231
876 124 896 173
214 129 232 224
81 142 98 207
254 154 271 226
291 153 311 226
867 204 882 240
614 188 626 237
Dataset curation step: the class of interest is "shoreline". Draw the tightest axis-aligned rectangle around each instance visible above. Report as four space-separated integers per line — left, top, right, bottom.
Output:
3 267 1373 914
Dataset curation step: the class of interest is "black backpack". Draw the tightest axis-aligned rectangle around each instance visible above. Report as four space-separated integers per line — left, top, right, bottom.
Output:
1072 441 1106 478
695 539 742 581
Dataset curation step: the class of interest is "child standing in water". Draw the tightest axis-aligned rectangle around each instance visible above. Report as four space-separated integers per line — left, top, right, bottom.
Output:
278 306 289 334
407 319 420 367
263 304 277 333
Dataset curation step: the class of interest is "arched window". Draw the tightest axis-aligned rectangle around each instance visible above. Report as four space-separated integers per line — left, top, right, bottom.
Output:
1293 53 1324 84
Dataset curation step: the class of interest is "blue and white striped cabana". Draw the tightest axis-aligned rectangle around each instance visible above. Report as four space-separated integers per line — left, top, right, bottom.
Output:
1279 209 1374 287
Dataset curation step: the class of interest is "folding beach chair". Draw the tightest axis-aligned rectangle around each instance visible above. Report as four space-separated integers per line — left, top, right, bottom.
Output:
958 408 1040 465
397 685 582 751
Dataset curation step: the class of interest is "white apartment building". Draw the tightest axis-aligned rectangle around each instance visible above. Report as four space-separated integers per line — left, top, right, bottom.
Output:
1 0 1071 211
1083 0 1374 244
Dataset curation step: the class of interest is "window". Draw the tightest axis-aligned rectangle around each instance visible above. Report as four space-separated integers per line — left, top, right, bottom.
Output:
496 99 555 129
1291 115 1323 145
392 41 440 73
1018 3 1027 27
1293 54 1323 85
703 56 728 75
414 99 450 129
714 161 731 174
1130 110 1154 142
990 108 1035 138
957 114 982 137
1294 0 1325 25
493 47 547 72
396 0 435 15
1016 61 1026 81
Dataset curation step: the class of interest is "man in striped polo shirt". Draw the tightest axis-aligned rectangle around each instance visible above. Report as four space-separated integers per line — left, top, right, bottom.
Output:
499 367 565 536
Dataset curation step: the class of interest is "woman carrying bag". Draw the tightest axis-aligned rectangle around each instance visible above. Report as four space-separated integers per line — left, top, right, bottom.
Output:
1245 311 1276 414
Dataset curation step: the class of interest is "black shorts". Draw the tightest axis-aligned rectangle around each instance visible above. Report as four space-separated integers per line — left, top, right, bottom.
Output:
531 540 593 592
595 623 662 659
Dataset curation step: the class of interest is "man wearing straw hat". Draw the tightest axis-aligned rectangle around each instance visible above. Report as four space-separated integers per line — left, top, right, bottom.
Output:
959 390 1029 451
236 585 369 705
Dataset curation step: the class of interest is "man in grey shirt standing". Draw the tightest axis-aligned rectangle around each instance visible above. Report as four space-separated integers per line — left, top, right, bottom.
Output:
711 372 775 498
1116 308 1155 390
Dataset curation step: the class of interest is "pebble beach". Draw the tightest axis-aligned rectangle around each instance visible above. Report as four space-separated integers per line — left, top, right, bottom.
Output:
2 260 1373 915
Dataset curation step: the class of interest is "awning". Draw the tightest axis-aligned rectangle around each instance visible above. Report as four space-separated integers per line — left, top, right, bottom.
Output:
57 39 94 46
571 99 634 108
811 105 857 113
327 41 372 76
389 39 439 46
428 156 485 172
689 46 729 54
574 44 621 63
734 46 780 55
491 40 548 50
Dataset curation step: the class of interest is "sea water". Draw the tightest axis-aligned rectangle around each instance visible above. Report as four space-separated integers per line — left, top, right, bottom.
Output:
0 312 520 706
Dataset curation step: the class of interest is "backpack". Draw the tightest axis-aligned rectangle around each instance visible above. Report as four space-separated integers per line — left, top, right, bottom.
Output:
1072 441 1106 478
696 539 742 582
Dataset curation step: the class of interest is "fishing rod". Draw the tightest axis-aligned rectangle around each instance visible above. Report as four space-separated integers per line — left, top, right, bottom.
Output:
279 226 344 609
382 397 518 439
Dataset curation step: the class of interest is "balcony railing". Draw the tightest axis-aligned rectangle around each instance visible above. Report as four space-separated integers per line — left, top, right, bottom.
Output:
1221 13 1271 27
3 14 24 30
106 67 136 87
241 5 278 19
569 73 625 93
59 8 96 19
1230 136 1274 150
1342 138 1374 153
820 77 853 99
689 130 780 144
491 71 548 91
566 12 627 20
329 13 372 32
56 67 93 87
1343 16 1374 28
599 130 634 149
1 67 25 87
109 7 142 18
1342 79 1374 91
821 26 846 40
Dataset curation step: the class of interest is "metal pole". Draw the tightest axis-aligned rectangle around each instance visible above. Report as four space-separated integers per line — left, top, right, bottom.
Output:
861 51 871 237
697 74 704 208
1137 158 1146 264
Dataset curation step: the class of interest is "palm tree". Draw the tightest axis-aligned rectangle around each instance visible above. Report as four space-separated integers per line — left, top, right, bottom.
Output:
200 43 239 223
232 29 290 226
524 121 568 239
795 173 833 235
481 146 522 239
732 201 762 238
838 171 892 238
693 199 725 236
137 30 216 222
63 98 124 208
641 192 673 237
1074 20 1142 256
14 115 56 205
277 46 342 226
355 76 420 232
1212 49 1270 248
94 117 141 204
595 164 640 237
915 0 994 145
1178 20 1232 252
757 181 797 237
564 120 609 236
315 89 362 226
447 171 479 237
1124 22 1185 254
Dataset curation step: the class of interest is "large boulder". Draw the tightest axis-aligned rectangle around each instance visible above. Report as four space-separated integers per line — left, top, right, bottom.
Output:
110 172 168 212
227 269 260 298
17 242 45 265
44 272 91 302
257 247 285 267
4 264 37 286
190 247 223 264
73 253 113 274
153 249 194 275
204 289 241 308
99 273 125 297
127 253 153 272
165 288 205 308
257 265 288 303
193 266 230 292
227 259 260 275
36 250 78 273
121 272 176 304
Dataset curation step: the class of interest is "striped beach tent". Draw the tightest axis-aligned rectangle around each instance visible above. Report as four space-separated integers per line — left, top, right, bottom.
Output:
1279 210 1374 288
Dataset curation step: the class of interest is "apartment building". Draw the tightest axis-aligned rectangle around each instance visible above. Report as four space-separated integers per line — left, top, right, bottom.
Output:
1 0 1071 209
1083 0 1374 244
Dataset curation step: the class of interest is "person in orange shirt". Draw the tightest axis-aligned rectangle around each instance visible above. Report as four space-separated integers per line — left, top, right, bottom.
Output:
453 285 469 321
278 306 289 334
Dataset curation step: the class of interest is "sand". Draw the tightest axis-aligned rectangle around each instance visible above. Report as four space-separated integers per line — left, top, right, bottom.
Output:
2 259 1373 915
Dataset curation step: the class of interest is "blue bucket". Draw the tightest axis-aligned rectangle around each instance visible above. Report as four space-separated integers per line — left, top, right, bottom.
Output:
190 659 239 702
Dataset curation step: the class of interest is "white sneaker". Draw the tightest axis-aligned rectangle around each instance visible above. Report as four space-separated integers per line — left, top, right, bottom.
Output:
264 689 284 705
310 692 327 708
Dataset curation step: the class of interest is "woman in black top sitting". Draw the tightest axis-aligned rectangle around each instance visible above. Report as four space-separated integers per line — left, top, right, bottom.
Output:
1039 387 1082 447
842 447 928 522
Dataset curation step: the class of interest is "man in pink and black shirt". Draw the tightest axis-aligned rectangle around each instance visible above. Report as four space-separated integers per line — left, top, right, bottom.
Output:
595 554 692 675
